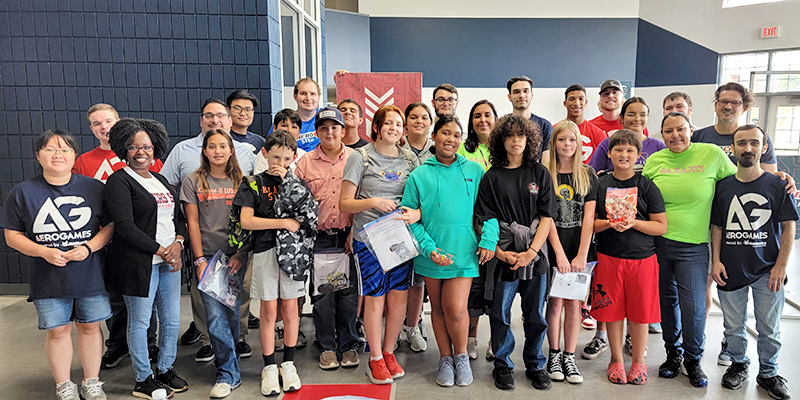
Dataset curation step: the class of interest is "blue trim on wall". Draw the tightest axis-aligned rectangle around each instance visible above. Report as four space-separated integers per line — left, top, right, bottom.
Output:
369 17 639 89
635 19 719 87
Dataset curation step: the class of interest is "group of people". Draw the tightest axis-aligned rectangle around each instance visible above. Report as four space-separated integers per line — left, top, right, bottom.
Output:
1 74 795 400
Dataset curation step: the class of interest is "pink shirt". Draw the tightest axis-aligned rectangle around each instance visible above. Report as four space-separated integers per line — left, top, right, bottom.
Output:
295 145 354 231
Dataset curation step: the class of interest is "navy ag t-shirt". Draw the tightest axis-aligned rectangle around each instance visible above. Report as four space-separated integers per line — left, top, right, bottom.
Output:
1 175 108 299
711 172 798 291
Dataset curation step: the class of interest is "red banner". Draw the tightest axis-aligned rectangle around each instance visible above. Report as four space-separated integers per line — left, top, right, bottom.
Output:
281 383 394 400
334 72 423 141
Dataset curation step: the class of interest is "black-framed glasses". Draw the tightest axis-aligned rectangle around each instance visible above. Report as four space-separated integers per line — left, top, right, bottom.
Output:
717 99 743 107
231 106 255 114
202 112 229 120
434 97 457 105
126 145 154 152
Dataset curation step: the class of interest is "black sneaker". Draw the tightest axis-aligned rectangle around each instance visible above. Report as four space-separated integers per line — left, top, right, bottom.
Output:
681 358 708 387
195 344 215 362
101 348 128 369
133 375 174 399
180 321 201 346
155 368 188 393
526 369 552 390
248 313 260 330
659 347 683 379
581 337 608 360
722 362 749 390
493 366 514 390
148 345 159 365
236 340 253 358
757 375 792 400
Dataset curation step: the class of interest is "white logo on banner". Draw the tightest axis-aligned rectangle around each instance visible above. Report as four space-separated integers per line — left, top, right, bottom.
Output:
364 87 395 134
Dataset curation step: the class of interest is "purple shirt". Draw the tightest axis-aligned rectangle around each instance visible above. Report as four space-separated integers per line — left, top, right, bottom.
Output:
589 136 666 173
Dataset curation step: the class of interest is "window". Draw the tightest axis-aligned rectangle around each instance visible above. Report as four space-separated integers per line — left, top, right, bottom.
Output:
720 52 769 92
723 0 788 8
775 106 800 151
280 0 321 88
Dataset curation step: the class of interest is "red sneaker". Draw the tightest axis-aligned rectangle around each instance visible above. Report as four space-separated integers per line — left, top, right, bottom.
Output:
607 362 627 384
383 351 405 379
367 358 393 384
627 362 648 385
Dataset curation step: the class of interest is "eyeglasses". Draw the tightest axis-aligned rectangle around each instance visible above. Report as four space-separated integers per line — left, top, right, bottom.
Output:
434 97 457 105
40 148 74 155
717 99 743 107
202 112 230 120
231 106 255 114
126 145 154 152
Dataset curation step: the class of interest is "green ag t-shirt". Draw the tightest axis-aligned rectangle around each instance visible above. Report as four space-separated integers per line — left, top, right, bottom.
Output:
642 143 736 244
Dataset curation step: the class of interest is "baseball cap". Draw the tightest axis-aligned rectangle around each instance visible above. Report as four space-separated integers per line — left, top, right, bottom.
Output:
315 107 345 128
599 79 622 94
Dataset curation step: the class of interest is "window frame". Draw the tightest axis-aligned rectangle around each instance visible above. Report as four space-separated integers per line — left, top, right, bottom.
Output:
279 0 322 90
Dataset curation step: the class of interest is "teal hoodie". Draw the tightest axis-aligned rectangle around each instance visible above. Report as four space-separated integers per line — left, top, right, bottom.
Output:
401 154 499 279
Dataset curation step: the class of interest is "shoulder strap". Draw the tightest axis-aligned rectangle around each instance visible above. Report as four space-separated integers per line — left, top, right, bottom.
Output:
244 175 260 208
356 147 369 199
403 148 416 171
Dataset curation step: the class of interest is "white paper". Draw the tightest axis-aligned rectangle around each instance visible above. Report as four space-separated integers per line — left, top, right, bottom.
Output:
360 209 420 271
312 252 351 295
548 261 596 300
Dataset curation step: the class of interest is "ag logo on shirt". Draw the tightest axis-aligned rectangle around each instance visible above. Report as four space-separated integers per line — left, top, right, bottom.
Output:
32 197 94 246
726 193 770 231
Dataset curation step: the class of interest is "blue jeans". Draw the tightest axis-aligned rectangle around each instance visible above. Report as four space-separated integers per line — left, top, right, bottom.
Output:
655 237 708 361
718 274 784 378
124 263 181 382
200 285 241 386
490 275 548 371
33 295 111 330
312 233 360 354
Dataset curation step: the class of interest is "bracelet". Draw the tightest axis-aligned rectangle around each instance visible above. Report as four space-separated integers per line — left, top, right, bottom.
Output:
174 238 185 250
81 243 93 254
193 257 207 267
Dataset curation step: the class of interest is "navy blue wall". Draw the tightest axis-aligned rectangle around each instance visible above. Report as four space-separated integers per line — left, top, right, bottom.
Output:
0 0 283 285
635 19 719 87
369 18 640 89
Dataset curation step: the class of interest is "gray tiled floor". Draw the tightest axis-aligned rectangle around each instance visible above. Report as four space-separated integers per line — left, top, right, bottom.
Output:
1 291 798 400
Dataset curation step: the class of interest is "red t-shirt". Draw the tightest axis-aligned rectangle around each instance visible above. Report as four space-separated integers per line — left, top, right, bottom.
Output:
73 147 163 183
555 119 608 164
589 115 650 137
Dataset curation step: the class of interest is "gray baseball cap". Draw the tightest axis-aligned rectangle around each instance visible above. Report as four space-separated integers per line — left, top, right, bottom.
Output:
315 107 345 128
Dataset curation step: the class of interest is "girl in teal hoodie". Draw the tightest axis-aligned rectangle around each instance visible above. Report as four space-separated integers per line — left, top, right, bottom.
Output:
401 115 499 388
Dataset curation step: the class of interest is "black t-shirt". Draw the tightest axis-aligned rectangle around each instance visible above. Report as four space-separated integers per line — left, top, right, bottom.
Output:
550 169 599 262
711 173 798 291
232 172 282 253
345 137 370 150
475 163 557 270
595 173 665 259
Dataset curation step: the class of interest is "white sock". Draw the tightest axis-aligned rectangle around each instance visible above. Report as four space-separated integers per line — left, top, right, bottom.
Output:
595 330 608 341
370 354 383 361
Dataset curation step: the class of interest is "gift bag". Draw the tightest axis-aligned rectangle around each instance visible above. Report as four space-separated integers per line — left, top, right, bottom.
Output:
312 253 351 296
197 250 242 310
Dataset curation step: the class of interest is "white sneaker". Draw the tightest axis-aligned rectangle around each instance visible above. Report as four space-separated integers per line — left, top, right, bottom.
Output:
80 378 107 400
404 325 427 352
56 381 80 400
280 361 302 392
210 382 239 399
260 365 280 396
467 337 478 360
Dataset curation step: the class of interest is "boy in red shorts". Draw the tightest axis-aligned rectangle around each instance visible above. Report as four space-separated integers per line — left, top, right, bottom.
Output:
591 129 668 384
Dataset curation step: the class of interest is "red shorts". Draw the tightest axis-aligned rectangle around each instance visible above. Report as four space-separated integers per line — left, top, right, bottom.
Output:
589 253 660 324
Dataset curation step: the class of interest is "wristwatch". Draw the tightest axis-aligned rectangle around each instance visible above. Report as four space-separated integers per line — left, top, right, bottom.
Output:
174 238 185 250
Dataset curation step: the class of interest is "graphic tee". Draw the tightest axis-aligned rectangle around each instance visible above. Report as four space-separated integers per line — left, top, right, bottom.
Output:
180 174 237 256
711 173 798 291
692 125 777 165
589 115 650 137
595 173 665 259
124 167 176 264
554 120 608 164
342 143 415 242
73 147 163 183
232 172 282 253
551 169 598 262
1 174 107 299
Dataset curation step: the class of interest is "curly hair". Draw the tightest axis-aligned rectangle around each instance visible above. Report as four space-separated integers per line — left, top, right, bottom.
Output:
108 118 170 161
195 129 243 207
489 114 541 168
465 100 497 153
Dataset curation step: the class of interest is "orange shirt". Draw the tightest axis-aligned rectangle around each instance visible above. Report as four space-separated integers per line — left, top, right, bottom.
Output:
294 145 354 231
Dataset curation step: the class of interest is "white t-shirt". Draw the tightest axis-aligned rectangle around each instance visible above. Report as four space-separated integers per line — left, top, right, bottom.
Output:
125 167 177 264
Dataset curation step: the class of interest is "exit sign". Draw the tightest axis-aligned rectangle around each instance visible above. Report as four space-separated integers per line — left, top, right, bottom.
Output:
761 26 780 39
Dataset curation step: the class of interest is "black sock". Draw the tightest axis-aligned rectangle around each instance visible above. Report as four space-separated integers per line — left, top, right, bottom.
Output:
283 345 296 362
549 348 560 354
564 351 574 356
263 353 276 367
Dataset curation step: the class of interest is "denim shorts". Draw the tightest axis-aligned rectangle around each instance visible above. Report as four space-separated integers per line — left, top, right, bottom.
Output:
33 295 112 330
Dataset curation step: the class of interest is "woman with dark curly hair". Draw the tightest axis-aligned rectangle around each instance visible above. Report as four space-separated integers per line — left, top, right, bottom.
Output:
104 118 189 398
475 114 557 391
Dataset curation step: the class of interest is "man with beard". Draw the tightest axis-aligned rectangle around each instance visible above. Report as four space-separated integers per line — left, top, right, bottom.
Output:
710 124 796 400
692 82 777 173
507 76 553 163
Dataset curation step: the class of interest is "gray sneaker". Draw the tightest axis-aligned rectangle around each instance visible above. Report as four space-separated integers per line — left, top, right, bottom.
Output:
80 378 107 400
436 356 455 387
454 354 473 386
56 381 80 400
